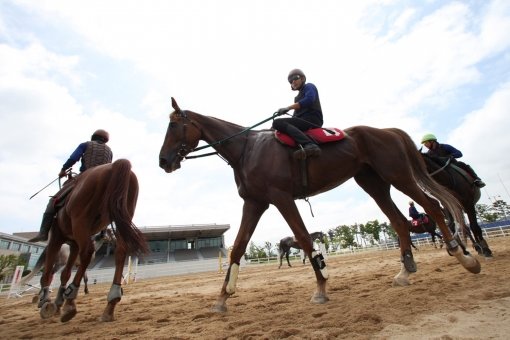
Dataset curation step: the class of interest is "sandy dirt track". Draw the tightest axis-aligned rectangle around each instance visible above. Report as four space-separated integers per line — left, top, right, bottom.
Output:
1 237 509 339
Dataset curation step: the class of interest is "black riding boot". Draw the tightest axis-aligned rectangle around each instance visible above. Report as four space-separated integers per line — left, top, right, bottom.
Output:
28 205 55 243
465 164 486 188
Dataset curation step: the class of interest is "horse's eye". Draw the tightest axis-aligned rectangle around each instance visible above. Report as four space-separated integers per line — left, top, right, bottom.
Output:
169 122 177 128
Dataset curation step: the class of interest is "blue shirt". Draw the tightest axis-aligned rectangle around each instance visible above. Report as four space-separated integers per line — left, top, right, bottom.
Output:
62 142 88 172
427 143 463 159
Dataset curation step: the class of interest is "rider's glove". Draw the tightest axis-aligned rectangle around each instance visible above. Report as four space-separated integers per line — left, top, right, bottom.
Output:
58 169 67 178
277 107 290 116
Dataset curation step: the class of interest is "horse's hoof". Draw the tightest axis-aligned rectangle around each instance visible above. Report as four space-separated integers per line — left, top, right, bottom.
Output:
466 257 481 274
60 308 77 323
211 304 227 313
32 295 39 304
310 294 329 304
40 302 57 319
100 313 115 322
392 277 410 287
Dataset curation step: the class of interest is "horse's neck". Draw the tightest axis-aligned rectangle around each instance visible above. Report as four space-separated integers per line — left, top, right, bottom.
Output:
191 112 248 163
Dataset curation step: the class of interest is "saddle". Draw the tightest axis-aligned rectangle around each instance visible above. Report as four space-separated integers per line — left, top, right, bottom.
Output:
411 215 429 227
275 127 346 147
274 128 346 199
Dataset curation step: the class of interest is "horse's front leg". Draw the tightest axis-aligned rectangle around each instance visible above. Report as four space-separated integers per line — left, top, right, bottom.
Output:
61 241 93 323
55 244 79 313
38 235 65 319
213 199 268 313
274 197 328 304
100 244 126 322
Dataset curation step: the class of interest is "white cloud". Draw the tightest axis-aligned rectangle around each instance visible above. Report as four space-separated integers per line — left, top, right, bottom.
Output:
1 0 509 248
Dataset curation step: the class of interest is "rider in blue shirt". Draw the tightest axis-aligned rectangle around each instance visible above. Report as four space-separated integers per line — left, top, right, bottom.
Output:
273 69 323 160
29 129 112 243
421 133 485 188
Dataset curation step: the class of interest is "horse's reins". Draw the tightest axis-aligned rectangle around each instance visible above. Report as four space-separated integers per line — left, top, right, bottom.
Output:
178 110 332 160
176 109 278 160
428 157 451 176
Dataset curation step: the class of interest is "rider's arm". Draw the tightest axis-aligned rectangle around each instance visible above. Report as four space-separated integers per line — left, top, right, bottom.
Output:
297 83 318 109
61 142 88 172
442 144 463 159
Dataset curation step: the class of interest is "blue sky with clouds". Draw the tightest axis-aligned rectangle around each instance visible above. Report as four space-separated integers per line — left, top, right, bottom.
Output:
1 0 509 247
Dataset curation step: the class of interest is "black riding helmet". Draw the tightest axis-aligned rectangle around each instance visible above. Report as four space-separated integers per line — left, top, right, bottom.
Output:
288 69 306 83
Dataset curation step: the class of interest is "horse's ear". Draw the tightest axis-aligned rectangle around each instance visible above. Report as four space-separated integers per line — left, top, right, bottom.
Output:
171 97 180 112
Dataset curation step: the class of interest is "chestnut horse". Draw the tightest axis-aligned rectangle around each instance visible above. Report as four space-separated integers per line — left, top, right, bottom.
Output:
159 98 480 313
36 159 148 322
421 153 493 257
279 231 325 268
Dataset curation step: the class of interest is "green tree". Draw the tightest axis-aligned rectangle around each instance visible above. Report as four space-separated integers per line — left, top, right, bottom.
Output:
492 199 510 220
476 203 499 222
0 254 27 281
264 241 273 257
360 220 383 245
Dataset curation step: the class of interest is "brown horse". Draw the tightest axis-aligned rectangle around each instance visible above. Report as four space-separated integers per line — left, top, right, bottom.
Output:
36 159 148 322
159 98 480 313
409 215 444 249
279 231 325 268
421 153 493 257
20 229 115 304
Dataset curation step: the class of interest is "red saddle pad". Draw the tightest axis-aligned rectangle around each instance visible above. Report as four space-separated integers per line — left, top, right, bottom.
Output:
275 128 346 147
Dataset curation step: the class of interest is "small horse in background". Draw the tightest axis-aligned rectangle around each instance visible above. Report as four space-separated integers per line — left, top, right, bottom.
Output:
36 159 148 323
408 215 443 249
279 231 325 268
421 153 492 257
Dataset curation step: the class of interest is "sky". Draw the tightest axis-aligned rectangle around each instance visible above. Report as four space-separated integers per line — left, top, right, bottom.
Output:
1 0 509 249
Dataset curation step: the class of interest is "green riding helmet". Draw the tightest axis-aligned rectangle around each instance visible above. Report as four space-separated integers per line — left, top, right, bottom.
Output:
421 133 437 144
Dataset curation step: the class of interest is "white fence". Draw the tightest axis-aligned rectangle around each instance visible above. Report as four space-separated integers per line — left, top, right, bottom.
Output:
2 225 508 296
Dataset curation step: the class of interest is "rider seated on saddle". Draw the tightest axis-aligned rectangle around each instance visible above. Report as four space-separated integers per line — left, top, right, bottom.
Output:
273 68 323 160
421 133 485 188
408 201 426 223
29 129 113 243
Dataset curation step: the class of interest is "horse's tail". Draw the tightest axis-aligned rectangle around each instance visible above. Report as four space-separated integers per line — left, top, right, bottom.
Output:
392 129 464 227
102 159 148 256
18 247 47 286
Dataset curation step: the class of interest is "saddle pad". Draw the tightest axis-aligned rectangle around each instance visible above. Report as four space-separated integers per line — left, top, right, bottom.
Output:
275 127 346 147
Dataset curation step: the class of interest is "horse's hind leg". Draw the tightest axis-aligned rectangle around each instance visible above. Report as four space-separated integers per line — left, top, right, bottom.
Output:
101 244 128 322
55 244 79 314
466 209 492 257
213 199 269 313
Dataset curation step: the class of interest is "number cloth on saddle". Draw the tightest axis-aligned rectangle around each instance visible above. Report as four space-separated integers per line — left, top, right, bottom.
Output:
411 215 429 227
275 127 346 147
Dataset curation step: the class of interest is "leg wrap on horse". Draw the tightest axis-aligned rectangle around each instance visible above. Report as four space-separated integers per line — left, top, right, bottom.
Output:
446 238 459 251
107 284 123 302
310 251 329 279
225 263 240 294
37 286 51 308
55 285 66 307
63 283 79 300
401 249 417 273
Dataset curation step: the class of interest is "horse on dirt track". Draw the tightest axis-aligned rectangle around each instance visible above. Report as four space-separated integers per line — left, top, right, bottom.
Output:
20 229 114 303
408 215 443 249
36 159 148 323
279 231 325 268
158 98 481 313
421 153 493 257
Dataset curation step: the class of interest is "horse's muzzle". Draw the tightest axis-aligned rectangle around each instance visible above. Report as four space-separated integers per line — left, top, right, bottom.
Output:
159 157 181 173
